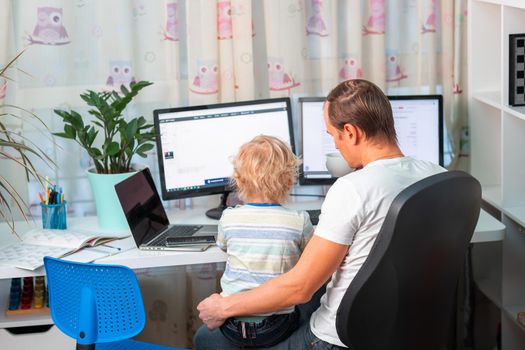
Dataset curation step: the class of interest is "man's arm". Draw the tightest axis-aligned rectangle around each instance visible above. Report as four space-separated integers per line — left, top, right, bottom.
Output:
197 234 349 329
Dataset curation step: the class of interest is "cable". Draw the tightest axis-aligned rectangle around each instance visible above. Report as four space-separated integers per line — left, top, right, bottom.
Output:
289 193 326 198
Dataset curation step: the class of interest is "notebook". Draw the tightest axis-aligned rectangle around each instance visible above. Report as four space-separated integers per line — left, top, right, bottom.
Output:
114 168 217 251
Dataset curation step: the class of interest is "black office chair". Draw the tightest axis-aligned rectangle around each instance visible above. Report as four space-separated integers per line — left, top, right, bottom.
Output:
335 171 481 350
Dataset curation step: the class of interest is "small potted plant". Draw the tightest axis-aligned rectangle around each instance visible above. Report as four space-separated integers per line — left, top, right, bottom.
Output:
54 81 155 230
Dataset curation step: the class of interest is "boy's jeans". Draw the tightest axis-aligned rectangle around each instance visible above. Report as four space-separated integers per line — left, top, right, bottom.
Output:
220 311 299 348
193 285 346 349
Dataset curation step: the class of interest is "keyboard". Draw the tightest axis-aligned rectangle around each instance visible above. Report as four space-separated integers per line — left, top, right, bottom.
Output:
149 225 203 246
306 209 321 226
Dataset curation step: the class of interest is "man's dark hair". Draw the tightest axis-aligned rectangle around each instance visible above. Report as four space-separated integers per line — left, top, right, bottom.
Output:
326 79 398 145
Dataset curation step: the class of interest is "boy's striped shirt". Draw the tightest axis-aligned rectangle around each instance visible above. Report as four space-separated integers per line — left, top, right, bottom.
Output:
218 204 313 315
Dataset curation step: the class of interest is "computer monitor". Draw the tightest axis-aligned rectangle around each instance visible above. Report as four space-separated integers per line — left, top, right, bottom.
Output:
298 95 444 185
154 98 295 219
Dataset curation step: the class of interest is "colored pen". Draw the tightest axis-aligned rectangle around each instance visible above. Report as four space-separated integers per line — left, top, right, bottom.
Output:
45 176 49 204
38 193 44 204
103 244 121 251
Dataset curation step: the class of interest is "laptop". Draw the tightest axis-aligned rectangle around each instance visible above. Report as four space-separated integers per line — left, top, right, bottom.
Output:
114 168 218 251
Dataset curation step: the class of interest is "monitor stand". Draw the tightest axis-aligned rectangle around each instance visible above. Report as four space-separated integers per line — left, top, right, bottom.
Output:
205 191 231 220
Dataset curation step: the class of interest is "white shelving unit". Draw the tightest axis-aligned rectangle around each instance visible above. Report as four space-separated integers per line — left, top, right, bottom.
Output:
469 0 525 348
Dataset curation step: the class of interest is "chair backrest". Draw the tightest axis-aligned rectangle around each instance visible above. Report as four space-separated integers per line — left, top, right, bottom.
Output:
44 257 146 345
335 171 481 350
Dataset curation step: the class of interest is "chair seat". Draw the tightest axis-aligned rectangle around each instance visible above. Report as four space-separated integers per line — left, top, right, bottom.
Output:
96 339 187 350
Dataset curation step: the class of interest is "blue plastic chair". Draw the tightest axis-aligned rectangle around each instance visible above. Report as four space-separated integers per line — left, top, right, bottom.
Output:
44 256 187 350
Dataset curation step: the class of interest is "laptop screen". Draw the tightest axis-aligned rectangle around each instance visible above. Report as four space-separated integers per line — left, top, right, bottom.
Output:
115 168 169 246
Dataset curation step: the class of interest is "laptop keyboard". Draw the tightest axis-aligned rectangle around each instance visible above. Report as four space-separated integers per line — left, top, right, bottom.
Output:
149 225 203 246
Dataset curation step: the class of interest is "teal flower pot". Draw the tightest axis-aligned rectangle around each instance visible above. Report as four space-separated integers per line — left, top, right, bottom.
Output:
87 168 137 231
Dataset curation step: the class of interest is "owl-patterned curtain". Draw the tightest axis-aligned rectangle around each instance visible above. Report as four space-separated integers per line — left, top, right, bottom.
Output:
0 0 467 347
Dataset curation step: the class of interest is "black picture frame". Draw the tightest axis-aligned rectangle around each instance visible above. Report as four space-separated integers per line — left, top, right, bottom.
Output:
509 33 525 106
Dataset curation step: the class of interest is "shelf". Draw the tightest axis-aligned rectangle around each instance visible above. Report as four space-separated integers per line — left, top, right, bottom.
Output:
469 1 502 91
470 0 525 346
472 210 506 243
0 279 52 328
503 104 525 121
474 0 503 6
502 0 525 10
502 206 525 228
482 185 503 210
475 0 525 9
473 91 502 110
469 101 501 188
503 305 525 333
477 278 502 308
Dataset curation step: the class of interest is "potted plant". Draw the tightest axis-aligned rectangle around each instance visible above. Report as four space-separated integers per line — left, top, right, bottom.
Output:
53 81 155 230
1 51 55 236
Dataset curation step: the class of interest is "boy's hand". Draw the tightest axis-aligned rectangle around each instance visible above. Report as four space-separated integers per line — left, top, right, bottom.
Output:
197 293 227 330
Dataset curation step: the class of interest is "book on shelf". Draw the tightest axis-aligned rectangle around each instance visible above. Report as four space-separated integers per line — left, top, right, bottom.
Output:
0 228 130 270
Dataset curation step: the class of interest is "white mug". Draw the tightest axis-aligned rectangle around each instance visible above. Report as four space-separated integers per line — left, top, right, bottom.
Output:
325 152 353 177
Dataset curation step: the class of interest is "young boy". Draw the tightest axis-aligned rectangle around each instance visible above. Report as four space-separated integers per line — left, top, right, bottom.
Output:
216 135 313 348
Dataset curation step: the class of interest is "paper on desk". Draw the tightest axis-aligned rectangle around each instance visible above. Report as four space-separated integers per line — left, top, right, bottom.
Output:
63 238 135 264
0 243 71 270
0 237 134 270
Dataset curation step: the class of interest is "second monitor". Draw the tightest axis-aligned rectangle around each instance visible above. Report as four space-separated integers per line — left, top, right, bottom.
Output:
299 95 444 185
154 98 294 219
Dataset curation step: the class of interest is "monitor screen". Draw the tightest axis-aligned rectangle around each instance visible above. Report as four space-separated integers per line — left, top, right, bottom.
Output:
299 95 443 185
154 98 295 200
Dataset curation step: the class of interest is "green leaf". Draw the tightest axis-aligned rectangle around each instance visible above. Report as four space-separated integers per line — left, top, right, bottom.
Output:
54 109 71 121
105 141 120 156
92 120 104 128
69 110 84 129
140 132 156 140
53 132 73 139
77 126 87 143
126 119 139 140
88 127 98 145
90 147 104 160
129 138 136 150
120 84 130 95
87 109 103 120
136 143 154 155
64 124 76 139
112 80 153 115
80 90 96 105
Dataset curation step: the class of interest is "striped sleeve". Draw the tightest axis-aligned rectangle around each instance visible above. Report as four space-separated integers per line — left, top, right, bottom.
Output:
301 211 314 251
216 218 226 251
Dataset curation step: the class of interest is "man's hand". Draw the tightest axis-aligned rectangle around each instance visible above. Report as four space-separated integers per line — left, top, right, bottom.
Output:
197 293 227 330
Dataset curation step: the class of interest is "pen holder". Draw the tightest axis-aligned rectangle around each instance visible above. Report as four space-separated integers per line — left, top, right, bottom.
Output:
40 201 67 230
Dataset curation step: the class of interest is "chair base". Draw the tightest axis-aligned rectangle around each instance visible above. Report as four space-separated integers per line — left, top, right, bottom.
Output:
76 343 95 350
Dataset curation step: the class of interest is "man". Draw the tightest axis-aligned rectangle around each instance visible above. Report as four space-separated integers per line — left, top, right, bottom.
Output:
195 79 445 349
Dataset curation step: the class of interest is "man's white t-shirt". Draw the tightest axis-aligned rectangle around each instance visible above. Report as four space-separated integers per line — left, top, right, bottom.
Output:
310 156 446 347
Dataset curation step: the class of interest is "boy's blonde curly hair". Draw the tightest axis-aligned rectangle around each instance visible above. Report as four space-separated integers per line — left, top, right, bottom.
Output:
232 135 300 203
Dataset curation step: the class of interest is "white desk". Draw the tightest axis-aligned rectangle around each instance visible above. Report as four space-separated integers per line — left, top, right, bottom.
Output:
0 200 506 331
0 200 506 278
